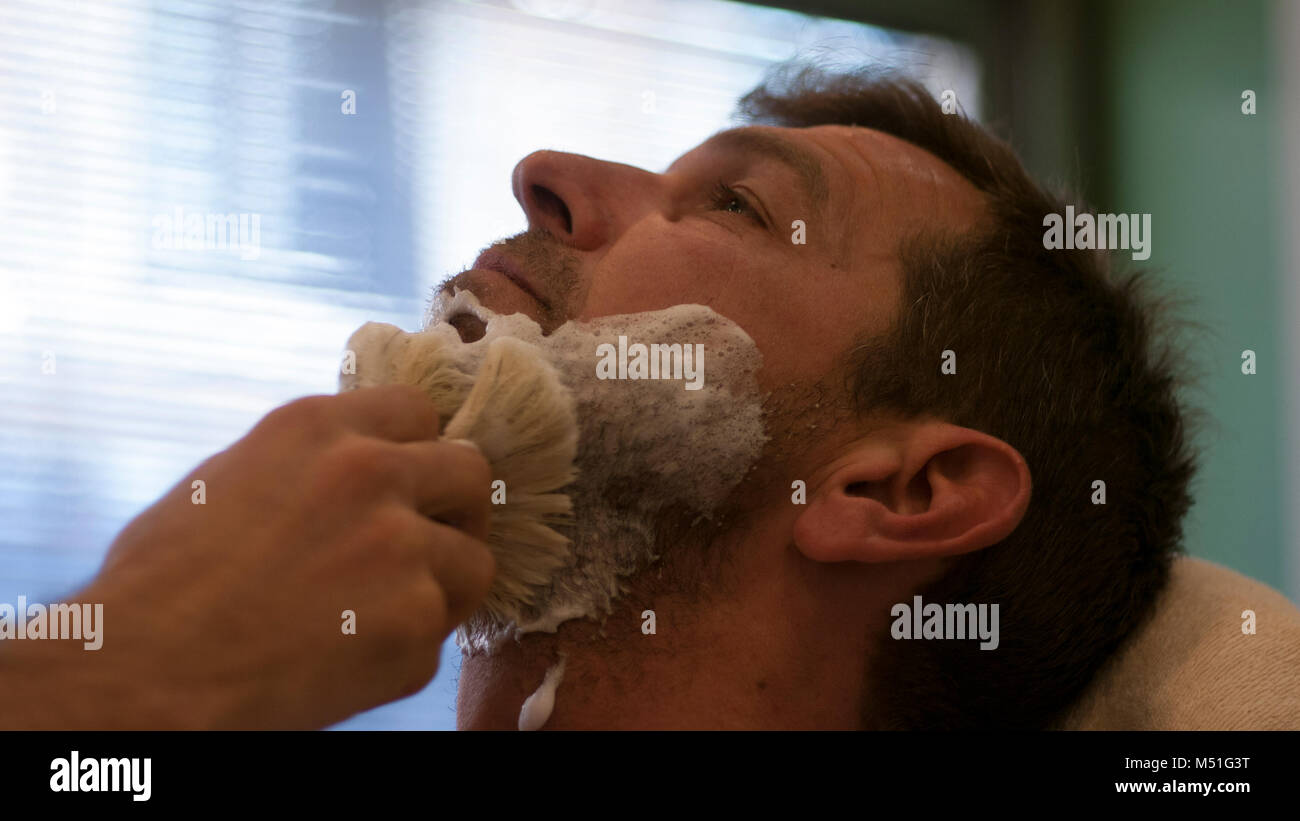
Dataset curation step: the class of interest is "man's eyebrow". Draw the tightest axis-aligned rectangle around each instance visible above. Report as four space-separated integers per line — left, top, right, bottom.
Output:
699 128 830 218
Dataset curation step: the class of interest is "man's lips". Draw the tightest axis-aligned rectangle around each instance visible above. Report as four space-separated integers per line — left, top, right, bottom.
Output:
472 249 547 308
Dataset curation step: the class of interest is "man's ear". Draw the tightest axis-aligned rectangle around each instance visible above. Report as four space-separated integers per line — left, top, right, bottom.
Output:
793 422 1031 564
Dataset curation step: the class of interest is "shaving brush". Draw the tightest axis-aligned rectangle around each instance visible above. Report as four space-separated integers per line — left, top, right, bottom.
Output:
340 322 578 623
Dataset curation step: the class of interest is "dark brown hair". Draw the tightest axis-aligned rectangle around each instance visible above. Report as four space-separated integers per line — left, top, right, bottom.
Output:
737 63 1201 729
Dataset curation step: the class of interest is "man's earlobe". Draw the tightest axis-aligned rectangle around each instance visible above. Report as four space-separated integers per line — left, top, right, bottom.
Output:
792 424 1031 564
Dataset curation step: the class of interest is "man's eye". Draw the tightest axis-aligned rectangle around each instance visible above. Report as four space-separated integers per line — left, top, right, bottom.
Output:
709 182 765 227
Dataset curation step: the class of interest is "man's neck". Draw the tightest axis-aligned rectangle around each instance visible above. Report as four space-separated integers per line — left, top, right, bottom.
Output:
455 531 886 730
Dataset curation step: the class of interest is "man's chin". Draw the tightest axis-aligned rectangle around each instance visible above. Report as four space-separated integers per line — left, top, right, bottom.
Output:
417 292 770 655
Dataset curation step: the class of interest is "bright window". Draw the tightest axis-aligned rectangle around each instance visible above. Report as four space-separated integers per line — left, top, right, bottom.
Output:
0 0 979 729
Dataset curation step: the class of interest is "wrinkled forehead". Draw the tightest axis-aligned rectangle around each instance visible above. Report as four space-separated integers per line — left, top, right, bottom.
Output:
797 124 989 237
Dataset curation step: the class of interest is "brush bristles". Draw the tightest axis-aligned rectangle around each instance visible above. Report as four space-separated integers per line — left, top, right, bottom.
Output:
342 323 581 622
445 337 579 492
393 336 476 430
444 337 579 621
341 322 477 428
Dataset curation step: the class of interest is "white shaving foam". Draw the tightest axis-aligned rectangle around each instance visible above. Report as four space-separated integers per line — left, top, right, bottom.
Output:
344 289 767 653
518 655 567 731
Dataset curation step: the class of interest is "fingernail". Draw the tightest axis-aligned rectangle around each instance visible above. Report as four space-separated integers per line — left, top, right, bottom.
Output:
445 437 482 454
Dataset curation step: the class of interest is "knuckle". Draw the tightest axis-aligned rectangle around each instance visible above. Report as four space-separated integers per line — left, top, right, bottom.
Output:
375 384 441 428
261 395 335 440
322 438 399 496
359 506 412 554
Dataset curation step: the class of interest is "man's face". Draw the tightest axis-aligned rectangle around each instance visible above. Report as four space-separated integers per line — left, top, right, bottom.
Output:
437 124 992 647
442 124 988 393
433 124 994 656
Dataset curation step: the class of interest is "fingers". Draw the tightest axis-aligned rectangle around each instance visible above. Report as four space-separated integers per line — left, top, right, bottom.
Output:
418 519 497 627
392 438 492 542
333 384 442 443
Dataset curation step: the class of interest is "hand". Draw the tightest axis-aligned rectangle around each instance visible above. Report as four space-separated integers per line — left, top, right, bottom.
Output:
18 385 495 729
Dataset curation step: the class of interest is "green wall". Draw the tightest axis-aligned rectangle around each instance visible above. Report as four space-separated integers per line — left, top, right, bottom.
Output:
1102 0 1284 591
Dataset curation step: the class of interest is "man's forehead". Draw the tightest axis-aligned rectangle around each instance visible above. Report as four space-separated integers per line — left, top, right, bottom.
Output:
777 124 983 212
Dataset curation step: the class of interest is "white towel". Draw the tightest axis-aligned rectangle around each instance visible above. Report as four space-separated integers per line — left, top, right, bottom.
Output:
1060 557 1300 729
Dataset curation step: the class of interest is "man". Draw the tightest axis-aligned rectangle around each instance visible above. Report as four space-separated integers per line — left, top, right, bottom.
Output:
0 64 1198 729
452 64 1196 730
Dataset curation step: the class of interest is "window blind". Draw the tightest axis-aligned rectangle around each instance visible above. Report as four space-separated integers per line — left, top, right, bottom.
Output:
0 0 979 730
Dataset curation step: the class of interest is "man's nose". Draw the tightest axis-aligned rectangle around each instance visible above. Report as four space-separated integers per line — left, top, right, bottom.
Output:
511 149 659 251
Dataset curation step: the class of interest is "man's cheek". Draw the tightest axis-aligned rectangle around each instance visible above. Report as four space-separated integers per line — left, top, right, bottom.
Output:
578 231 731 315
